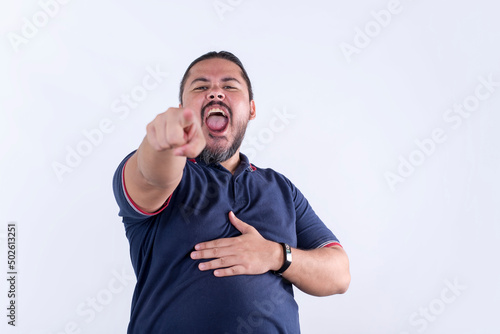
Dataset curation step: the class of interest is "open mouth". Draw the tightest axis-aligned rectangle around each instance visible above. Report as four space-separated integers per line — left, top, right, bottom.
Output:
204 107 229 134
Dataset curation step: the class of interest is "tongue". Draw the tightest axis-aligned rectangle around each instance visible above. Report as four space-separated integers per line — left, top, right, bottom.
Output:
206 115 228 132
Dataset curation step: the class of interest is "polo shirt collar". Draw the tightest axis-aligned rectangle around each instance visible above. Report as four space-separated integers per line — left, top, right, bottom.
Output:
195 153 255 175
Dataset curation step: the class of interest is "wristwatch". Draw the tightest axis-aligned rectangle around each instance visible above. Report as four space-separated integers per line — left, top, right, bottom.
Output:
273 243 292 276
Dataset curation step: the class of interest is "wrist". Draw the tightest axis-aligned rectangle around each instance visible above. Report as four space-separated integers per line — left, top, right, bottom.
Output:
271 241 284 272
272 242 292 276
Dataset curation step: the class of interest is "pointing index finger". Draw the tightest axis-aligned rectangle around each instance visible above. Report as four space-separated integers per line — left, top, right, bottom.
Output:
180 107 196 127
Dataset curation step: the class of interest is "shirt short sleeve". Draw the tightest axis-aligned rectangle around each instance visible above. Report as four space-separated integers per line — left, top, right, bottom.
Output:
112 150 170 222
288 179 341 249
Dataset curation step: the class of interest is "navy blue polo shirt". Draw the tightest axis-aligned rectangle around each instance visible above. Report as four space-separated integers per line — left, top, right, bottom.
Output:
113 151 340 334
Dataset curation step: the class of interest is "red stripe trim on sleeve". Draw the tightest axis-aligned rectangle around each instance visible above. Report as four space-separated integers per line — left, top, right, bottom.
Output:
122 159 171 216
323 242 343 249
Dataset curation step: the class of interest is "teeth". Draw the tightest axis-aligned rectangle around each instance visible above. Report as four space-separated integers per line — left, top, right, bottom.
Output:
207 108 227 117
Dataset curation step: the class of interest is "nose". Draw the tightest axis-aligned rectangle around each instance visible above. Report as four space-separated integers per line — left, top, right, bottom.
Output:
207 88 225 101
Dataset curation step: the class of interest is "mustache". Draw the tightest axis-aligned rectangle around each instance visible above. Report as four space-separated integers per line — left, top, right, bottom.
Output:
201 101 233 121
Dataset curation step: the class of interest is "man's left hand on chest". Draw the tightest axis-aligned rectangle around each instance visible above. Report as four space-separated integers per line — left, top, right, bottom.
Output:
190 211 283 277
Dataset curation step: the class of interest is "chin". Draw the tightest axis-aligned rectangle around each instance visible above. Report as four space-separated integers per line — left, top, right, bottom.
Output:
206 141 230 154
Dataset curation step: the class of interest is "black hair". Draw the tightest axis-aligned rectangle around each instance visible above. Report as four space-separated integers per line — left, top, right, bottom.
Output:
179 51 253 104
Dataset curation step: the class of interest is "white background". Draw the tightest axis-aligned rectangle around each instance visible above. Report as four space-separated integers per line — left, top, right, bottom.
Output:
1 0 499 333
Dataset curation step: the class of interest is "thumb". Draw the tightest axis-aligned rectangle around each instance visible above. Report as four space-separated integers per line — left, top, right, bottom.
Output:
228 211 252 234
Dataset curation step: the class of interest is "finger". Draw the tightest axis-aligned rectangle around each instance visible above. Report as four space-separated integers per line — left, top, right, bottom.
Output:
228 211 253 234
155 119 172 149
180 107 196 128
184 116 202 142
191 243 236 259
174 125 206 158
194 237 235 251
197 256 238 271
145 122 161 151
213 265 246 277
164 117 187 149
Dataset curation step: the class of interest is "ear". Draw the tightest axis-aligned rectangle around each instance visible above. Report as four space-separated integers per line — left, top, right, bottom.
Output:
179 103 182 108
249 100 256 120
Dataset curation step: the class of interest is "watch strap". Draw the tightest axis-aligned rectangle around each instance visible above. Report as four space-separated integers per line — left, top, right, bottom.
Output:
273 242 292 276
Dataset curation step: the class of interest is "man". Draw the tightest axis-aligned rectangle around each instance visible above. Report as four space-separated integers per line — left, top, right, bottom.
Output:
113 51 350 333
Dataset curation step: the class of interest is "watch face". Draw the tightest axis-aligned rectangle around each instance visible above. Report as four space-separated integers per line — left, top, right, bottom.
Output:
285 243 292 262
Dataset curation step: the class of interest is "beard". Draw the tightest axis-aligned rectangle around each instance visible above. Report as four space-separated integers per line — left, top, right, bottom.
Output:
198 117 249 165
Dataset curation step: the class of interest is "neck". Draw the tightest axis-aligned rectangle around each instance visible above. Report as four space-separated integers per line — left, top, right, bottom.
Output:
220 150 241 174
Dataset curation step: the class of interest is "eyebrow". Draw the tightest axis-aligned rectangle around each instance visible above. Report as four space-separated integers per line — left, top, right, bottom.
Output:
189 77 209 86
221 77 241 84
189 77 241 86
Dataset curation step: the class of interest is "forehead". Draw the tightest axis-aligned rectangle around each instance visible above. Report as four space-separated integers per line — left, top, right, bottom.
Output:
186 58 245 83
